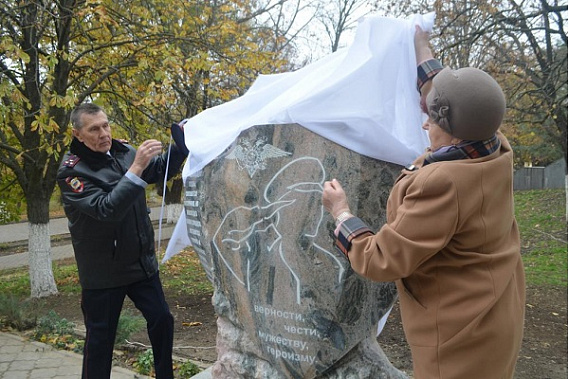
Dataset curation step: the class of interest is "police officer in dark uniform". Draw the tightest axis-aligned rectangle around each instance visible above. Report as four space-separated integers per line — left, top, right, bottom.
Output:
57 103 187 378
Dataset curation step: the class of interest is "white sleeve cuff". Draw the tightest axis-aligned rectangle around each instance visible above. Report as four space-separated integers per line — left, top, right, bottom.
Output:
125 171 148 188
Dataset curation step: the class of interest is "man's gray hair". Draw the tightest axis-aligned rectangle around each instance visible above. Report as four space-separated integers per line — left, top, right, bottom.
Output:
70 103 105 130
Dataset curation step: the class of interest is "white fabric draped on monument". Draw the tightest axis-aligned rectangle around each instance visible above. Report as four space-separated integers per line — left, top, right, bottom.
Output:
163 12 435 262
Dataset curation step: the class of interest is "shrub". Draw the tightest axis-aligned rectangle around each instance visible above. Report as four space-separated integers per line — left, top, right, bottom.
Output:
34 310 76 336
177 360 202 377
134 349 154 376
115 310 146 346
32 310 83 353
0 294 36 330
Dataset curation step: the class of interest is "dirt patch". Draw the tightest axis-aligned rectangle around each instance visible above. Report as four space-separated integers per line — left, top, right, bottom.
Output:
33 283 567 378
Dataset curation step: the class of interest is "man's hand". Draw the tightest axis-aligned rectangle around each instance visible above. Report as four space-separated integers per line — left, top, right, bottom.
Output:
322 179 351 219
128 139 163 176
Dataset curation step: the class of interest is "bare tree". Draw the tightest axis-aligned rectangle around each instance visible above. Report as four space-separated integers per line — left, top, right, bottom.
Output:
401 0 567 167
314 0 377 53
490 0 568 166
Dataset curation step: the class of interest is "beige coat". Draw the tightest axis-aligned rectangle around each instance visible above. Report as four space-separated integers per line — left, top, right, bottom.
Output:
348 133 525 378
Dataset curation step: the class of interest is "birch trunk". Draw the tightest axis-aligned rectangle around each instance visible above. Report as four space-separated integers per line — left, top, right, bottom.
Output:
166 203 183 224
28 222 58 298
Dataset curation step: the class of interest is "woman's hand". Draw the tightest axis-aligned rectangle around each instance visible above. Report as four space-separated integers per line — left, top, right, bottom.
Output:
414 25 433 64
322 179 351 219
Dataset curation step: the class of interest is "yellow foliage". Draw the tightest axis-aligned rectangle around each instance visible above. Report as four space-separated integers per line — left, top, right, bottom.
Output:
0 0 294 222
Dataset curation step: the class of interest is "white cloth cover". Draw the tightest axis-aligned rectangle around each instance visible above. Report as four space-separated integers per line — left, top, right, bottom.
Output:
163 12 435 264
163 207 192 262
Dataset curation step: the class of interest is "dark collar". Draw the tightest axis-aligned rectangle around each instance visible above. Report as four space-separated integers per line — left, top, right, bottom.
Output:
70 138 129 171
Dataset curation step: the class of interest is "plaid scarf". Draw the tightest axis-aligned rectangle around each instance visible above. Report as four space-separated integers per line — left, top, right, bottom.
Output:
423 134 501 166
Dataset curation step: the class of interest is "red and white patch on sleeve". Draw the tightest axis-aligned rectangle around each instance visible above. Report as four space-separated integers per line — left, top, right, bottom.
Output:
65 177 84 193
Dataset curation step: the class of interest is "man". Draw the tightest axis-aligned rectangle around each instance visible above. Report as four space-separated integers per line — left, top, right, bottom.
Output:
57 103 187 378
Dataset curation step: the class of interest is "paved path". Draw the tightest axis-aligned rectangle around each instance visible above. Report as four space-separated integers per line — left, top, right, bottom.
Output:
0 206 214 379
0 207 174 270
0 207 169 244
0 217 71 244
0 332 151 379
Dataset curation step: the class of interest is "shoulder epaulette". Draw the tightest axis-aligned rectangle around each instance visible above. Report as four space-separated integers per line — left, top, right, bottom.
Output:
63 154 81 168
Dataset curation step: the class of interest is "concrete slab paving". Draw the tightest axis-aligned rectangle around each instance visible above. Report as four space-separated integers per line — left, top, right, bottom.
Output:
0 207 174 270
0 331 150 379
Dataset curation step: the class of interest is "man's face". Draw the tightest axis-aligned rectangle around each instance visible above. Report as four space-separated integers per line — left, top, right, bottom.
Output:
72 111 112 153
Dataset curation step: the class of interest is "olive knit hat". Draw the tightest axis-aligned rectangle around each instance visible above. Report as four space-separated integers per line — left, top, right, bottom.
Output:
426 67 506 141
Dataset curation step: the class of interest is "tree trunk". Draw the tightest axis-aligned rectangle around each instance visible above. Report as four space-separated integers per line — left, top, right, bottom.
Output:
166 203 184 224
28 222 58 298
157 176 184 223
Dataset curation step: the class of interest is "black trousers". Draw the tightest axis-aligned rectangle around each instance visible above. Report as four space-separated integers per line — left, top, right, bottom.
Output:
81 273 174 379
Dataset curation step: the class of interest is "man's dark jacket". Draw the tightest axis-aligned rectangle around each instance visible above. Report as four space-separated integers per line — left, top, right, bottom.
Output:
56 138 186 289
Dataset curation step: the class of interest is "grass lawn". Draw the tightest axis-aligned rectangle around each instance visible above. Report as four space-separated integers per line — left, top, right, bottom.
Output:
515 189 567 286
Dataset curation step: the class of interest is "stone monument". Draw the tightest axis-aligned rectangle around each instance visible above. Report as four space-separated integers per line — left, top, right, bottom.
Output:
184 123 409 378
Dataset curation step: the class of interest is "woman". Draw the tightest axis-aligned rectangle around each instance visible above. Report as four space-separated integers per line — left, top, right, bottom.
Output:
322 27 525 379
